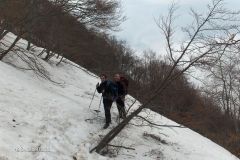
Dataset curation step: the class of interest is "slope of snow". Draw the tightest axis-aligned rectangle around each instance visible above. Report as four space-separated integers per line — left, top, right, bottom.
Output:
0 33 239 160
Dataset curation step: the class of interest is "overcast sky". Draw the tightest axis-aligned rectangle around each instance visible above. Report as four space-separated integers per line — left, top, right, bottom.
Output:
113 0 240 55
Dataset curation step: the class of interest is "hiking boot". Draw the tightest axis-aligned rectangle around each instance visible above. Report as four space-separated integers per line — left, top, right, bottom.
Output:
103 123 109 129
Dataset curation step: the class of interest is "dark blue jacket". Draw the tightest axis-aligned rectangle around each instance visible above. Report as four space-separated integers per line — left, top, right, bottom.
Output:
97 81 112 100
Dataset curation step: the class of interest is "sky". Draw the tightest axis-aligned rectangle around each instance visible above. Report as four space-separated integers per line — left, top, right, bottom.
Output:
113 0 240 55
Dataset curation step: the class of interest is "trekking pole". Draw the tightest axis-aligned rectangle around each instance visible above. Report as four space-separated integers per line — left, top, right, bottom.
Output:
88 83 99 112
94 96 102 114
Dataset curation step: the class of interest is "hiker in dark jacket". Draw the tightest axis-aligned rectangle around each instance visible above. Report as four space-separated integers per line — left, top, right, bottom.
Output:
96 74 113 129
115 74 127 119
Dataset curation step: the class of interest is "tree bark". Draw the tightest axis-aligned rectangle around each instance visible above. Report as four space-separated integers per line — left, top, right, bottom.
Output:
0 36 20 60
27 41 31 51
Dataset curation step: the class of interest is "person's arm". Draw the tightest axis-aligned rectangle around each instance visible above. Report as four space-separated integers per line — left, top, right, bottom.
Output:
96 83 102 93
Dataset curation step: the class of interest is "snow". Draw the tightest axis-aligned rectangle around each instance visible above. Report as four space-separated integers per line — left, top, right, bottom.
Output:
0 32 239 160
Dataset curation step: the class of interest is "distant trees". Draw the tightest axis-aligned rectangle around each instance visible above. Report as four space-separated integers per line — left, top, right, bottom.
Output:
0 0 126 61
0 0 49 59
54 0 126 32
199 40 240 134
191 33 240 157
0 0 33 60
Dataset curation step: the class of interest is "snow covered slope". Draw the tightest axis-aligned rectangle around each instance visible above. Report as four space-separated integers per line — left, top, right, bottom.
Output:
0 33 239 160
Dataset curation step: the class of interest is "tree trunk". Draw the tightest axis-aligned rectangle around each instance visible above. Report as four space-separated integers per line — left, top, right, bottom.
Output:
0 30 9 40
0 36 20 60
43 50 50 61
56 54 64 66
27 41 31 51
37 48 46 57
234 119 240 136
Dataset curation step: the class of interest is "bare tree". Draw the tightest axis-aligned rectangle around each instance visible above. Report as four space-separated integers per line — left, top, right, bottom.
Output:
52 0 126 33
199 43 240 136
90 0 240 154
0 0 48 59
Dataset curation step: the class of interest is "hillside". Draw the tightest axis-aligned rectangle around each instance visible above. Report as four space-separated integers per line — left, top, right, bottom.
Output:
0 33 239 159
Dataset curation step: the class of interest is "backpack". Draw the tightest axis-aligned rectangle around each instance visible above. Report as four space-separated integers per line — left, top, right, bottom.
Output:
120 77 129 95
106 81 118 100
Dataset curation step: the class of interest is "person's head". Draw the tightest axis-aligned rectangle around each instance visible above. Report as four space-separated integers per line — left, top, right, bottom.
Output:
100 74 107 83
115 73 121 82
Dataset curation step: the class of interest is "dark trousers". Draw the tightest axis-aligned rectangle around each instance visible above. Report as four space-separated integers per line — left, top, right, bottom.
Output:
103 99 113 124
116 98 126 117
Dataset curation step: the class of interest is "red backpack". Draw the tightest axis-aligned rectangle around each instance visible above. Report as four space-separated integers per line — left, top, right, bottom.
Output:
120 77 129 95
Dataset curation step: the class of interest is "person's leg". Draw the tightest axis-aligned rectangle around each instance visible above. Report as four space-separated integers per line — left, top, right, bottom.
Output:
116 98 126 118
103 99 113 124
116 98 122 115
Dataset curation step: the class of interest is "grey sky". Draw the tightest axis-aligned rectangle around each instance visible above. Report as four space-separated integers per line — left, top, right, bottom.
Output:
113 0 240 55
